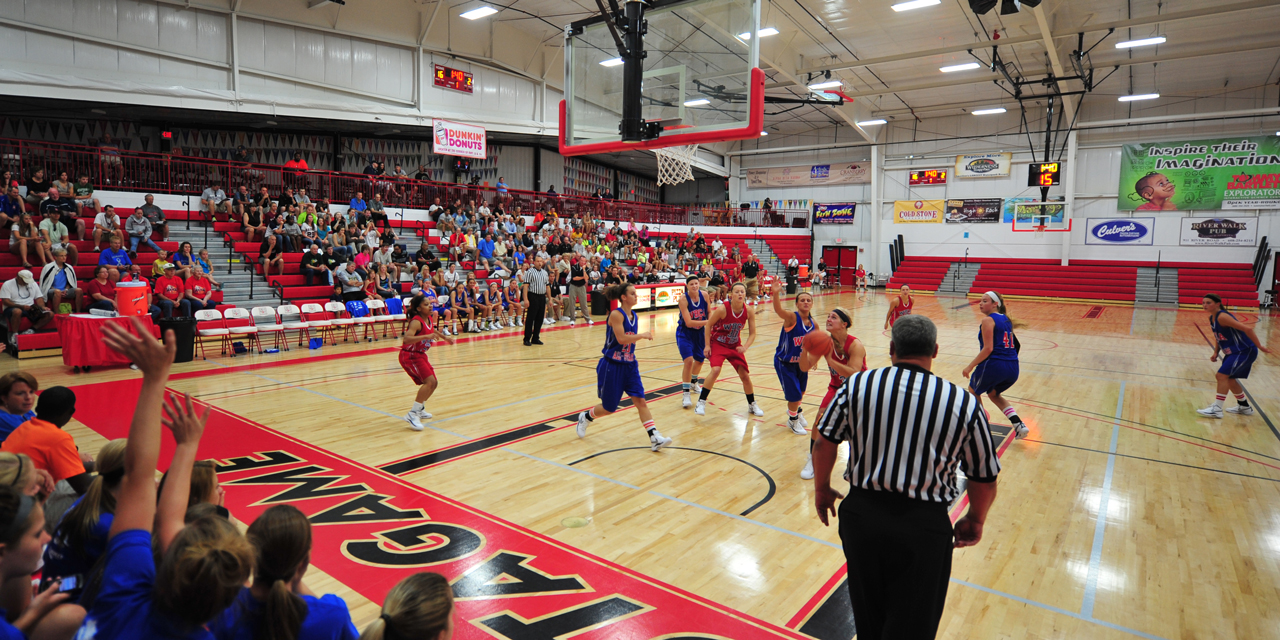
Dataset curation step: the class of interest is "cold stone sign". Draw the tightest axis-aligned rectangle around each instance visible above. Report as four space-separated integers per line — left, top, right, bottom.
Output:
1086 218 1154 245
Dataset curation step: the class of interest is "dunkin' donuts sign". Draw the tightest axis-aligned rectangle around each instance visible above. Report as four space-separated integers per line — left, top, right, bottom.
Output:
1086 218 1154 245
433 119 487 159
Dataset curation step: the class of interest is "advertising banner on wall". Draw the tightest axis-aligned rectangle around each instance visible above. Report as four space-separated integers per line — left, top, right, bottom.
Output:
432 119 487 159
1118 136 1280 210
944 198 1003 223
893 200 945 223
813 202 857 224
1085 218 1155 245
746 163 871 188
1179 217 1259 246
954 153 1013 178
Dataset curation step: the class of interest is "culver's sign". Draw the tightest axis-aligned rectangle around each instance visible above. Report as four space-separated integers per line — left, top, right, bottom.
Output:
1086 218 1154 245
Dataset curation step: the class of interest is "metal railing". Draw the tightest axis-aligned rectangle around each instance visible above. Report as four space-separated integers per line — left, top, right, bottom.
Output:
0 136 798 228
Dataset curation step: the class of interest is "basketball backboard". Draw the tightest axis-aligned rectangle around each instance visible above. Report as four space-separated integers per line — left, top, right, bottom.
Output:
1011 202 1072 235
560 0 763 156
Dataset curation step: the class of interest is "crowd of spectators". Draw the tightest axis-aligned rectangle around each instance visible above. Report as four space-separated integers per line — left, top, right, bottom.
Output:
0 323 458 640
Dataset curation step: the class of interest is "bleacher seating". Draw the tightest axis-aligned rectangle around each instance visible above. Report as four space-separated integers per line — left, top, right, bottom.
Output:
886 257 950 292
1177 264 1258 307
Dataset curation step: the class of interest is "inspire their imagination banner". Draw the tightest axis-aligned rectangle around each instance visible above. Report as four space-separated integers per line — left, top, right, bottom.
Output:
1118 136 1280 211
813 202 857 224
746 163 871 188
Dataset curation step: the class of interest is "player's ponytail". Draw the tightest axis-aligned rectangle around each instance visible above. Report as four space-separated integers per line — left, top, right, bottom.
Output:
358 572 453 640
247 505 311 640
985 290 1025 329
604 283 631 301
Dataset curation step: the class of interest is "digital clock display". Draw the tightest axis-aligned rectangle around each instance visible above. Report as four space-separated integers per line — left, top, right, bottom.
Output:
434 64 474 94
1028 162 1061 187
908 169 947 185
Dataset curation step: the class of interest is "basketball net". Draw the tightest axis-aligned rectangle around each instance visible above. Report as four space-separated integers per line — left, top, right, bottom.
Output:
654 144 698 186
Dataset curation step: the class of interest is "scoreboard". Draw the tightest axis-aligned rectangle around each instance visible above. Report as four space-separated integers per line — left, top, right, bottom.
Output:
434 64 474 93
1027 162 1061 187
908 169 947 185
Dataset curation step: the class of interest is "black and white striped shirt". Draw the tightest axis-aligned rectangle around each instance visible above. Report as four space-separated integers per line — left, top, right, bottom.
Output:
817 363 1001 503
520 267 549 294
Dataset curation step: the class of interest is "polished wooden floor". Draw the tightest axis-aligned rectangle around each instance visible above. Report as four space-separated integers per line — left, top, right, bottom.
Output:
13 289 1279 639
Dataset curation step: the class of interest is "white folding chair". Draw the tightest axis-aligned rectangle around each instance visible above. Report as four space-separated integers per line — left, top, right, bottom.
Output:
194 309 229 358
277 304 310 346
355 300 380 341
325 301 357 343
301 303 335 345
251 306 288 352
367 299 397 339
222 307 261 355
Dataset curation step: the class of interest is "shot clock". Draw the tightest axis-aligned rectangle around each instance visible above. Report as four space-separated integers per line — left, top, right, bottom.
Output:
434 64 474 93
1028 162 1061 187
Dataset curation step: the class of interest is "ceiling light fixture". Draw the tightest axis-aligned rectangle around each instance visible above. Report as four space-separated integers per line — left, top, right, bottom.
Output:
91 109 107 115
460 6 497 19
737 27 779 39
940 62 981 73
808 80 843 90
892 0 941 11
600 58 624 67
683 99 710 107
971 108 1006 115
857 119 887 126
1118 93 1159 102
1115 36 1165 49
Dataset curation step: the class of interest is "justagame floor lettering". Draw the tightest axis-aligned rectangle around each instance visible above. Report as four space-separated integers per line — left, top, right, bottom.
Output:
70 379 810 640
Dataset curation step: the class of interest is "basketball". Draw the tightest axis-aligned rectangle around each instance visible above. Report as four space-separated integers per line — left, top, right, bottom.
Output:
802 329 833 357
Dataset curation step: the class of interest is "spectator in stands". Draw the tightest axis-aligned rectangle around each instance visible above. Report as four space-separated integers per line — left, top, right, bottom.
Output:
202 182 232 218
97 132 125 184
476 232 497 272
232 185 252 218
42 438 125 603
277 188 298 219
40 186 86 240
415 244 440 275
281 214 303 253
329 222 353 258
195 249 221 289
51 171 73 198
373 264 397 300
23 168 50 207
153 263 188 319
300 214 319 247
353 245 375 278
85 266 116 312
301 244 330 287
1 386 96 493
349 191 368 218
362 222 382 254
140 194 169 241
336 261 364 303
0 373 36 443
10 211 48 268
185 263 215 314
172 241 196 281
2 270 52 344
251 185 272 212
40 248 82 314
0 171 16 190
98 236 136 282
258 234 285 278
374 244 401 283
150 248 169 280
80 321 255 639
93 204 124 247
243 197 267 244
315 197 330 217
126 207 162 254
71 174 102 216
369 193 389 230
0 481 65 639
0 186 21 230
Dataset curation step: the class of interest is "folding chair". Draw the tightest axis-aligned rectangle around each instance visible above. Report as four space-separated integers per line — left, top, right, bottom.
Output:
366 299 395 340
301 303 335 345
346 300 377 342
277 304 310 346
383 297 409 337
222 308 262 355
251 306 288 352
194 309 229 358
325 301 357 343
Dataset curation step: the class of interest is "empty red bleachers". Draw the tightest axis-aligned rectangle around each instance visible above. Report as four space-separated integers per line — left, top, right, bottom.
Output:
1177 264 1257 307
887 257 950 292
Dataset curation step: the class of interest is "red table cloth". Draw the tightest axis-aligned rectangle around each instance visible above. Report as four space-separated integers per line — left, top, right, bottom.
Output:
57 314 160 368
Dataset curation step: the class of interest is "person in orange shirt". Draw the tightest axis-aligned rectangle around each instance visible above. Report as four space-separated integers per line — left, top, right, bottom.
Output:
1 386 94 494
153 263 188 319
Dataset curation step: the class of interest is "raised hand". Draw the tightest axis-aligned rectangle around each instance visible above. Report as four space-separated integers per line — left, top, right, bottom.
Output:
161 392 211 447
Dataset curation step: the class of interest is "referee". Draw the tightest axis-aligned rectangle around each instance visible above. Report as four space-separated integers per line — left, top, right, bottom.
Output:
813 314 1001 640
522 256 550 346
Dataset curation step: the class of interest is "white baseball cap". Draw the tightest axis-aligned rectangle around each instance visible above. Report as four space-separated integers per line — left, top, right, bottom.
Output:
16 270 34 285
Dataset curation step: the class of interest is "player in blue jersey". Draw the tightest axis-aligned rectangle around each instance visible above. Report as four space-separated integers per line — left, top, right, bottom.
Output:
770 278 818 435
677 274 710 408
1198 293 1270 418
962 291 1028 438
576 283 672 451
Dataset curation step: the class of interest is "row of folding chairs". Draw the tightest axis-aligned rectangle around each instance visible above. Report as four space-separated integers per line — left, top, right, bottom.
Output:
194 299 409 358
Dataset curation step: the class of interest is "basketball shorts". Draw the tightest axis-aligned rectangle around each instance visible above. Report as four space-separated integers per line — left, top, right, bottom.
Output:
1219 349 1257 379
399 351 435 385
597 358 645 412
433 304 449 314
969 359 1019 395
676 329 705 362
709 342 749 371
774 359 809 402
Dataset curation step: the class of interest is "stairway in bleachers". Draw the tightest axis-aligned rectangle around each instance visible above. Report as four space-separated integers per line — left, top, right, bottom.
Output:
936 262 980 295
1135 267 1179 304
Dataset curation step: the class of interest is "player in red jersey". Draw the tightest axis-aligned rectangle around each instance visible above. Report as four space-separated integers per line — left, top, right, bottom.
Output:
401 294 454 430
884 284 914 329
694 282 762 417
802 307 865 480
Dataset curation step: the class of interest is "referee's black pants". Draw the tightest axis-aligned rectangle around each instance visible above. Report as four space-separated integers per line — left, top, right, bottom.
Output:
838 487 953 640
524 292 546 343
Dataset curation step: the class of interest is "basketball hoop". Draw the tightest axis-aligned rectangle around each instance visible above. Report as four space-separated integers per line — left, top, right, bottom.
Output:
1033 224 1047 238
654 144 698 185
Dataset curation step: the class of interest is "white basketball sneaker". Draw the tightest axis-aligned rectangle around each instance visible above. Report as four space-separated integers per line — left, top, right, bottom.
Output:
1196 405 1224 419
801 452 814 480
749 402 764 417
650 430 673 451
682 392 692 408
787 417 806 435
405 411 425 431
694 399 706 415
1226 405 1255 415
576 411 590 438
797 411 809 428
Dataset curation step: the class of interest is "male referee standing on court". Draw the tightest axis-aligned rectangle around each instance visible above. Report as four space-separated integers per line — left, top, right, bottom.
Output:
522 255 550 346
813 314 1002 639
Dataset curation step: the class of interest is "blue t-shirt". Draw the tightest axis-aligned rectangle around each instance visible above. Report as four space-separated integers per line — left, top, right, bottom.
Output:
0 611 23 640
98 248 131 267
53 269 69 291
75 530 213 640
209 588 358 640
0 411 34 443
478 239 495 259
44 497 113 592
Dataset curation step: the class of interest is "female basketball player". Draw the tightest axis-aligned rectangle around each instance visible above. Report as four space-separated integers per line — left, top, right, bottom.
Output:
695 282 763 417
487 280 510 329
855 263 868 299
450 282 473 334
676 274 710 408
961 291 1028 438
401 294 455 430
802 308 865 479
468 280 495 331
770 278 816 434
1197 293 1271 418
884 284 914 329
576 283 673 451
430 286 454 337
504 278 525 327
